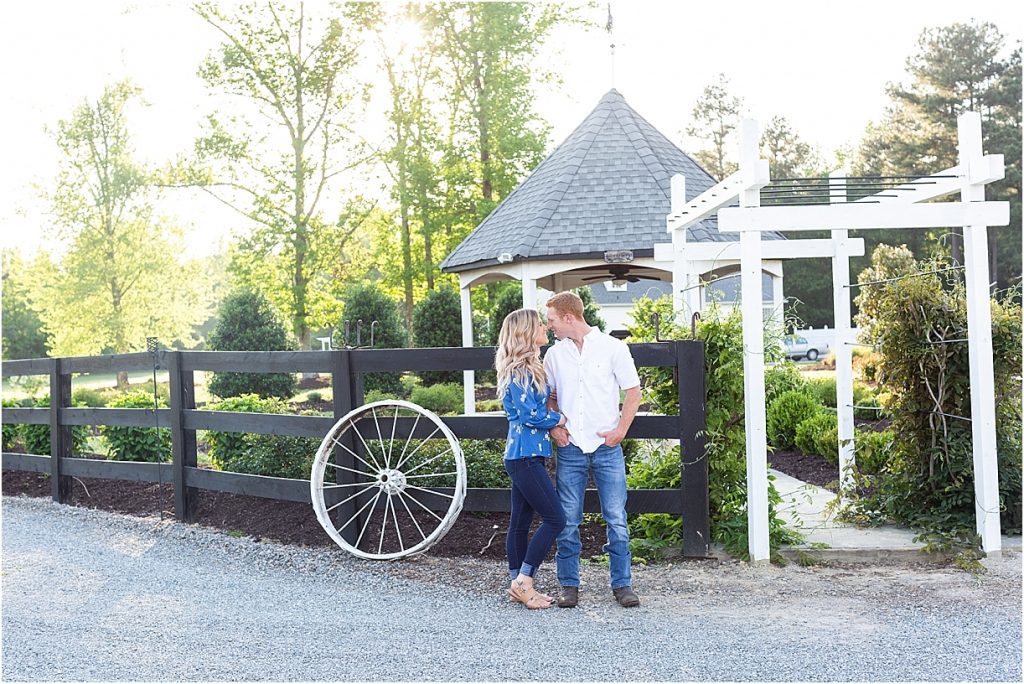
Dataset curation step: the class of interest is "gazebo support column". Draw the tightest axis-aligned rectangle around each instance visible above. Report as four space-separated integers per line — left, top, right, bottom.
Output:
830 171 856 494
460 281 476 415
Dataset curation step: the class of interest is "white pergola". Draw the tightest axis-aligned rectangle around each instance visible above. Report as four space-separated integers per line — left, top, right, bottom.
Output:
672 113 1007 562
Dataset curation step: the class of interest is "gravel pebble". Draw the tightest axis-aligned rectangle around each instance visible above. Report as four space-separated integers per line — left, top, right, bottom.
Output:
2 494 1020 682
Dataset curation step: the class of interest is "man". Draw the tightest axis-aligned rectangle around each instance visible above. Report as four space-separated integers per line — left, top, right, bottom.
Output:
543 291 642 608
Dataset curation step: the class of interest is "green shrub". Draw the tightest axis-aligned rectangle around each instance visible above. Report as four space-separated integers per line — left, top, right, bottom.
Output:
765 362 806 407
767 390 822 450
3 398 21 451
850 248 1022 536
208 289 297 400
410 383 463 416
854 429 894 475
412 286 463 386
306 391 323 404
489 283 524 345
71 387 112 407
795 413 839 464
227 433 319 480
22 395 89 456
461 439 510 488
627 297 802 559
475 399 502 412
805 377 836 407
205 395 288 470
101 392 172 462
363 389 401 404
339 284 408 396
626 442 680 489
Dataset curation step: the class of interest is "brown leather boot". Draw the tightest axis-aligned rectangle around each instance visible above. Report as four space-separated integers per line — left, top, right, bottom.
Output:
557 586 579 608
613 586 640 607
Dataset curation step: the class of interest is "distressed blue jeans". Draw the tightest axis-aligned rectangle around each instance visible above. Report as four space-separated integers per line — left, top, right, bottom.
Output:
555 442 632 589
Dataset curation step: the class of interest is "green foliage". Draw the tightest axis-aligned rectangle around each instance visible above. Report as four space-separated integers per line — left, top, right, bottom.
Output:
204 395 289 471
340 283 408 396
208 289 297 400
42 81 209 361
795 413 839 464
853 429 894 476
101 392 172 463
190 2 369 350
489 283 524 345
412 285 462 385
845 247 1023 536
686 73 742 179
410 383 463 416
306 391 323 404
3 398 21 451
461 439 511 488
364 388 402 404
1 249 51 360
574 286 606 332
804 376 881 420
71 387 112 408
627 296 797 558
767 391 822 451
229 434 319 481
765 362 806 408
22 395 89 457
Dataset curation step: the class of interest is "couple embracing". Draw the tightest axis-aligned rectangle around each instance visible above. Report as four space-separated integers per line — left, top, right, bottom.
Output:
495 291 641 610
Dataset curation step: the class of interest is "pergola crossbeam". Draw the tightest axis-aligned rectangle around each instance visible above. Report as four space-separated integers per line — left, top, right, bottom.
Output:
719 201 1009 233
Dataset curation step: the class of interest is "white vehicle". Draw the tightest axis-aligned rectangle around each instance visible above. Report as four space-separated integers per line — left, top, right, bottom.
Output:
783 335 829 362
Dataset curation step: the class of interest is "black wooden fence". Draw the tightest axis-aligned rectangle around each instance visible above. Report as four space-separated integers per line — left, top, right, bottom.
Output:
1 342 709 556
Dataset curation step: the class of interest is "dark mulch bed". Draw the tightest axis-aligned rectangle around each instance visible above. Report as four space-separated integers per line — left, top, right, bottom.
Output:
770 450 839 492
1 469 611 560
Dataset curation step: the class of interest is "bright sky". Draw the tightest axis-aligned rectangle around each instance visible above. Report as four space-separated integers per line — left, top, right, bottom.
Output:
2 0 1020 260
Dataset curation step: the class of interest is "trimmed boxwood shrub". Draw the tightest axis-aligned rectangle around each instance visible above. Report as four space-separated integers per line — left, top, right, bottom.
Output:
412 286 462 386
102 392 172 462
22 395 89 456
765 362 806 407
767 390 822 451
340 284 407 396
806 376 881 419
795 412 839 463
208 289 297 400
410 383 463 416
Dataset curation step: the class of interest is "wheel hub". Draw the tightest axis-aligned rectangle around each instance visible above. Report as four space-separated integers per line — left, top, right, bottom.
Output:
377 469 406 494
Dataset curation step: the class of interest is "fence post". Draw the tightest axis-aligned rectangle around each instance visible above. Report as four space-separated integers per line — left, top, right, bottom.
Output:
168 351 198 522
677 340 709 557
49 358 72 503
332 349 359 544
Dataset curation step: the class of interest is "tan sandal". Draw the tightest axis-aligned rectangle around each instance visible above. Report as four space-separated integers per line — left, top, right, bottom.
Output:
508 579 554 610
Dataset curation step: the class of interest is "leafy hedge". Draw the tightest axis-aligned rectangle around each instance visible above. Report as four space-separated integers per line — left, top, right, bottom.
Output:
627 296 801 559
767 391 821 451
848 247 1022 536
102 392 172 462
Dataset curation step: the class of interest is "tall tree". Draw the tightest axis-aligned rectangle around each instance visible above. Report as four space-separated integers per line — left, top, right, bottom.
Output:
685 73 743 180
1 249 53 360
855 22 1020 288
759 115 823 180
185 1 373 350
41 82 209 387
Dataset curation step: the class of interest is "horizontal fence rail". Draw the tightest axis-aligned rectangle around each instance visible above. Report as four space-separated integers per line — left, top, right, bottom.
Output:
2 342 709 556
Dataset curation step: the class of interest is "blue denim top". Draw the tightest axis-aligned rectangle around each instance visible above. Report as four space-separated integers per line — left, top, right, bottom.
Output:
501 375 562 460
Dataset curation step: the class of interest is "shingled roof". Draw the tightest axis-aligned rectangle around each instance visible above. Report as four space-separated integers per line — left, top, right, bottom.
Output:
441 89 782 274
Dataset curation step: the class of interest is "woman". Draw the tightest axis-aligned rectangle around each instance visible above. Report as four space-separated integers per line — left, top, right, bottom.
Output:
495 308 567 610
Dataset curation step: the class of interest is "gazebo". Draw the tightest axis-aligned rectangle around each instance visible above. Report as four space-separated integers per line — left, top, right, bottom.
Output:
440 89 785 413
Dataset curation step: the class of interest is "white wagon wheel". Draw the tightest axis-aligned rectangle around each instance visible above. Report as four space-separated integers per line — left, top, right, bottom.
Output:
310 399 467 560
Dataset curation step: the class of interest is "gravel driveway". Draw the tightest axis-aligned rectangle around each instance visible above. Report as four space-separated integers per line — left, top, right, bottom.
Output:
2 495 1020 682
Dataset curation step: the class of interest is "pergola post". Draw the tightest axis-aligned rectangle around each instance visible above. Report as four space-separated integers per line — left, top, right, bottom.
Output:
459 277 476 415
958 111 1002 556
830 171 855 492
737 118 771 563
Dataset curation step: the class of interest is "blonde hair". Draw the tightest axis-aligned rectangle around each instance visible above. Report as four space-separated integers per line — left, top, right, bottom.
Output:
545 291 584 320
495 309 547 396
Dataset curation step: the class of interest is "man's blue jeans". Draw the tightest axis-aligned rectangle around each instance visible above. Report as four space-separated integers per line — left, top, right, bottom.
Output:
555 442 632 589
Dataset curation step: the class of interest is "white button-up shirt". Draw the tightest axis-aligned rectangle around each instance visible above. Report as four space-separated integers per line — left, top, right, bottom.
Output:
543 328 641 454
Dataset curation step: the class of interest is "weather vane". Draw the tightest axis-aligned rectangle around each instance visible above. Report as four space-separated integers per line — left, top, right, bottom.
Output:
606 2 615 89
